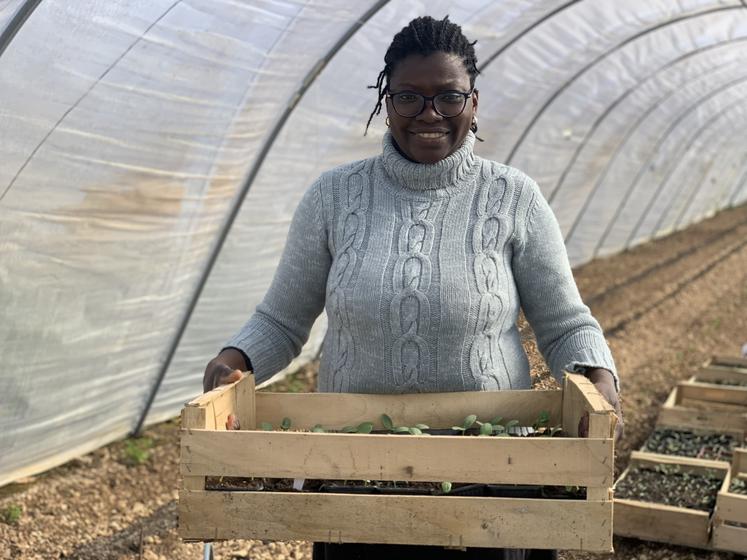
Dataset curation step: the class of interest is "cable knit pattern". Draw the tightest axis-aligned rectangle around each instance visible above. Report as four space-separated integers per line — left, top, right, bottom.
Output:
226 131 619 393
327 164 370 392
390 198 440 390
469 171 510 389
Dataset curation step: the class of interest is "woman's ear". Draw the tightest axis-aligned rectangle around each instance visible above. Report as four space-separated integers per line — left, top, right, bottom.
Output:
472 88 479 114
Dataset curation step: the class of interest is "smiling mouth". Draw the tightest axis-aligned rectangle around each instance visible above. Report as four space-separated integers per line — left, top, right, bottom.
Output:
411 131 449 139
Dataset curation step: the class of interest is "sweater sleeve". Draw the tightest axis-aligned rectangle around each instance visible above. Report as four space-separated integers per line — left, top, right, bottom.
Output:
225 179 331 383
512 177 619 391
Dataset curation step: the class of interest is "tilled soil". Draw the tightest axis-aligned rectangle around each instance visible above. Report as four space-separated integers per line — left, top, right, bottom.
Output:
2 203 747 560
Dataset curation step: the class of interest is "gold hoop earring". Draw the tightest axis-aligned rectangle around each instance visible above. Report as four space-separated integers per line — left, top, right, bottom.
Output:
385 116 390 128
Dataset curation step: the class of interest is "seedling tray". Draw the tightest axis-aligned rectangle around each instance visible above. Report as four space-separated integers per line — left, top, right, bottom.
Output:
657 383 747 433
178 373 615 551
713 449 747 554
613 451 729 549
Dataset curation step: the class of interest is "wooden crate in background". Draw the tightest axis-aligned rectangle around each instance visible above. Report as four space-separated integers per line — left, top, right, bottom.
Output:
178 374 616 552
713 449 747 555
613 451 730 549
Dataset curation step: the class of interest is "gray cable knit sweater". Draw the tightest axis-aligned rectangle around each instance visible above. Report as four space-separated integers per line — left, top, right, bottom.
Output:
227 131 617 393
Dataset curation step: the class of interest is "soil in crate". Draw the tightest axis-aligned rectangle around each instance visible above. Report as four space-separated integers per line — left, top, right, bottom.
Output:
641 427 740 461
615 464 722 511
204 477 585 499
729 478 747 495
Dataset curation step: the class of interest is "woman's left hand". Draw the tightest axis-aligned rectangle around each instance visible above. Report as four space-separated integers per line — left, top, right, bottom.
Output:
578 368 623 442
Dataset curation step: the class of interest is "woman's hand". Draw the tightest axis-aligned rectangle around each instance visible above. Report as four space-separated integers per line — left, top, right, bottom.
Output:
203 348 249 430
203 348 248 392
578 368 623 442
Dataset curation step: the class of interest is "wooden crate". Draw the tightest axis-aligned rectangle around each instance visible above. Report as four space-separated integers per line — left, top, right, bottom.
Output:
613 451 730 549
690 365 747 387
658 383 747 432
178 374 616 551
709 355 747 369
713 449 747 555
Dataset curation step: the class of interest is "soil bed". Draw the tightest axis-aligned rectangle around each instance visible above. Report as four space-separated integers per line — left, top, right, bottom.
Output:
615 465 723 511
695 378 747 387
641 427 740 461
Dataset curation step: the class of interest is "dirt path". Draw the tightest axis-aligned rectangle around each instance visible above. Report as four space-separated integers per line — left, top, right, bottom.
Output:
2 204 746 560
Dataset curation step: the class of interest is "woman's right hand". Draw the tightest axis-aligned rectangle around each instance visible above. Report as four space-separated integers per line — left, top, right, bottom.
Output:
202 347 249 392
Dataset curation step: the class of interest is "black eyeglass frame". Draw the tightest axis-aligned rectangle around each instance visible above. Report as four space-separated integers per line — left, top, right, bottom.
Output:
385 88 476 119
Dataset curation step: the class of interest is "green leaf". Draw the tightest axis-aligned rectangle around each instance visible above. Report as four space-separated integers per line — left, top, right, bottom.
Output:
381 414 394 430
441 481 452 494
534 410 550 428
414 423 429 430
260 422 273 431
394 426 411 433
451 426 464 431
480 422 493 436
549 427 563 437
505 419 520 429
493 424 505 434
462 414 477 430
281 417 292 430
490 416 503 426
342 425 357 433
356 422 374 434
408 427 423 435
311 424 326 433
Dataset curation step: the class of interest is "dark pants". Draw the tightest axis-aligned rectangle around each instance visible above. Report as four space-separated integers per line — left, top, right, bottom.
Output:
312 543 558 559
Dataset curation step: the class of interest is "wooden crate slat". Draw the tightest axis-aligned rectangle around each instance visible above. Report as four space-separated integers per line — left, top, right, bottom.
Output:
255 389 561 430
712 522 747 555
695 366 747 385
180 429 613 486
613 498 711 549
710 355 747 369
678 382 747 407
179 491 613 551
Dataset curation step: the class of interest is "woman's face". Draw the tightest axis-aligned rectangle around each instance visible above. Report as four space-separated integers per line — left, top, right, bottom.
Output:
386 51 478 164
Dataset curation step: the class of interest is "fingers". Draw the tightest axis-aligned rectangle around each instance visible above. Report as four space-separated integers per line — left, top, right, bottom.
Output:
225 413 241 430
203 361 246 392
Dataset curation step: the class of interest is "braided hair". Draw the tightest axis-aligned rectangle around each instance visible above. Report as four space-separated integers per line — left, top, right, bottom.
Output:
364 15 480 135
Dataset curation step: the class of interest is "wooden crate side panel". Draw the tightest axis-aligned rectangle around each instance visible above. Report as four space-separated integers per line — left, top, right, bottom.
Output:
561 374 615 438
678 382 747 407
254 390 562 430
178 491 612 551
695 367 747 385
613 499 711 549
716 492 747 524
710 356 747 369
180 430 613 487
657 404 747 433
712 522 747 555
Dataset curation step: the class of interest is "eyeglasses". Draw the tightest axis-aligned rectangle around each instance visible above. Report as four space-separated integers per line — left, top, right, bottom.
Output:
386 89 474 118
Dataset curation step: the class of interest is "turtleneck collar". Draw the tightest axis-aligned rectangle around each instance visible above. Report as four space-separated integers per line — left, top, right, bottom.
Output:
380 130 478 193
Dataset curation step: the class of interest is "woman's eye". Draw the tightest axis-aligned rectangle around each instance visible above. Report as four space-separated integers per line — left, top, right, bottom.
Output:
438 93 463 104
396 94 418 104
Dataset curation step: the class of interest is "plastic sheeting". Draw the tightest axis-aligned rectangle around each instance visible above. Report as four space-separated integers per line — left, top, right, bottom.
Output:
1 0 746 486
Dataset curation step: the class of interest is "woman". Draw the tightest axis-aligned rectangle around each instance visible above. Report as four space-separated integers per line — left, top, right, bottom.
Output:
204 15 622 560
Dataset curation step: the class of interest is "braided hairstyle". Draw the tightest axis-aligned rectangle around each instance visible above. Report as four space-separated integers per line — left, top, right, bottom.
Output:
364 15 480 136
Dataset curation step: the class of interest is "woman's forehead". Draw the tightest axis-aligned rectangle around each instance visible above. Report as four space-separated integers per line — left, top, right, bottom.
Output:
388 52 471 90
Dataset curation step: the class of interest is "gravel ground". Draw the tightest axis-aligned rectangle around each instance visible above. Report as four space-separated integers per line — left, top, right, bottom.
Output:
2 203 747 559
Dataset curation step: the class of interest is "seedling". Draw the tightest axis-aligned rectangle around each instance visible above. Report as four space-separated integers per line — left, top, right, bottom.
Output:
0 504 21 525
342 422 375 434
121 436 153 466
441 481 452 494
452 414 477 433
281 417 292 431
